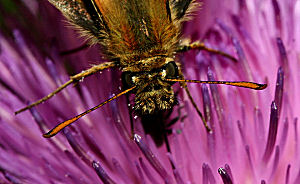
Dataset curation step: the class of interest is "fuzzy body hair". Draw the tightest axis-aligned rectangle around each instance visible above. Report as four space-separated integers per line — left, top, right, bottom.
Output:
48 0 199 114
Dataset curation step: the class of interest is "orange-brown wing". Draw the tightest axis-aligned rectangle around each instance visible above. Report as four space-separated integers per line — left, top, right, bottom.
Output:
170 0 199 21
93 0 180 58
48 0 198 58
48 0 108 44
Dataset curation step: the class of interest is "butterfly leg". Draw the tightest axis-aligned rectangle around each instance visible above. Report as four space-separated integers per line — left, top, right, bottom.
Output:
125 94 136 139
176 63 212 132
15 61 116 114
177 39 237 62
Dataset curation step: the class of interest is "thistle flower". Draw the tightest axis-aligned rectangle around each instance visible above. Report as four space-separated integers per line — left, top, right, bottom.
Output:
0 0 298 183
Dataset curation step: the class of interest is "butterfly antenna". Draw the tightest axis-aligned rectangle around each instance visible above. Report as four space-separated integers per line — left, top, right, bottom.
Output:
43 86 136 138
166 78 266 133
164 79 267 90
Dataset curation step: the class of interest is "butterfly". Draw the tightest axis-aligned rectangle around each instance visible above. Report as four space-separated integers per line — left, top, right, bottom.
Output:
15 0 267 139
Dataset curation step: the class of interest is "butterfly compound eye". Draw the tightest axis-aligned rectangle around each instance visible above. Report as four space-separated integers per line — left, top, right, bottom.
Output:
122 72 135 88
165 62 178 79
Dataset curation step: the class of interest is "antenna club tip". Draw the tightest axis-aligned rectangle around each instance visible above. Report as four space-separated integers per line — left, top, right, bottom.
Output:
43 133 53 138
257 84 268 90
